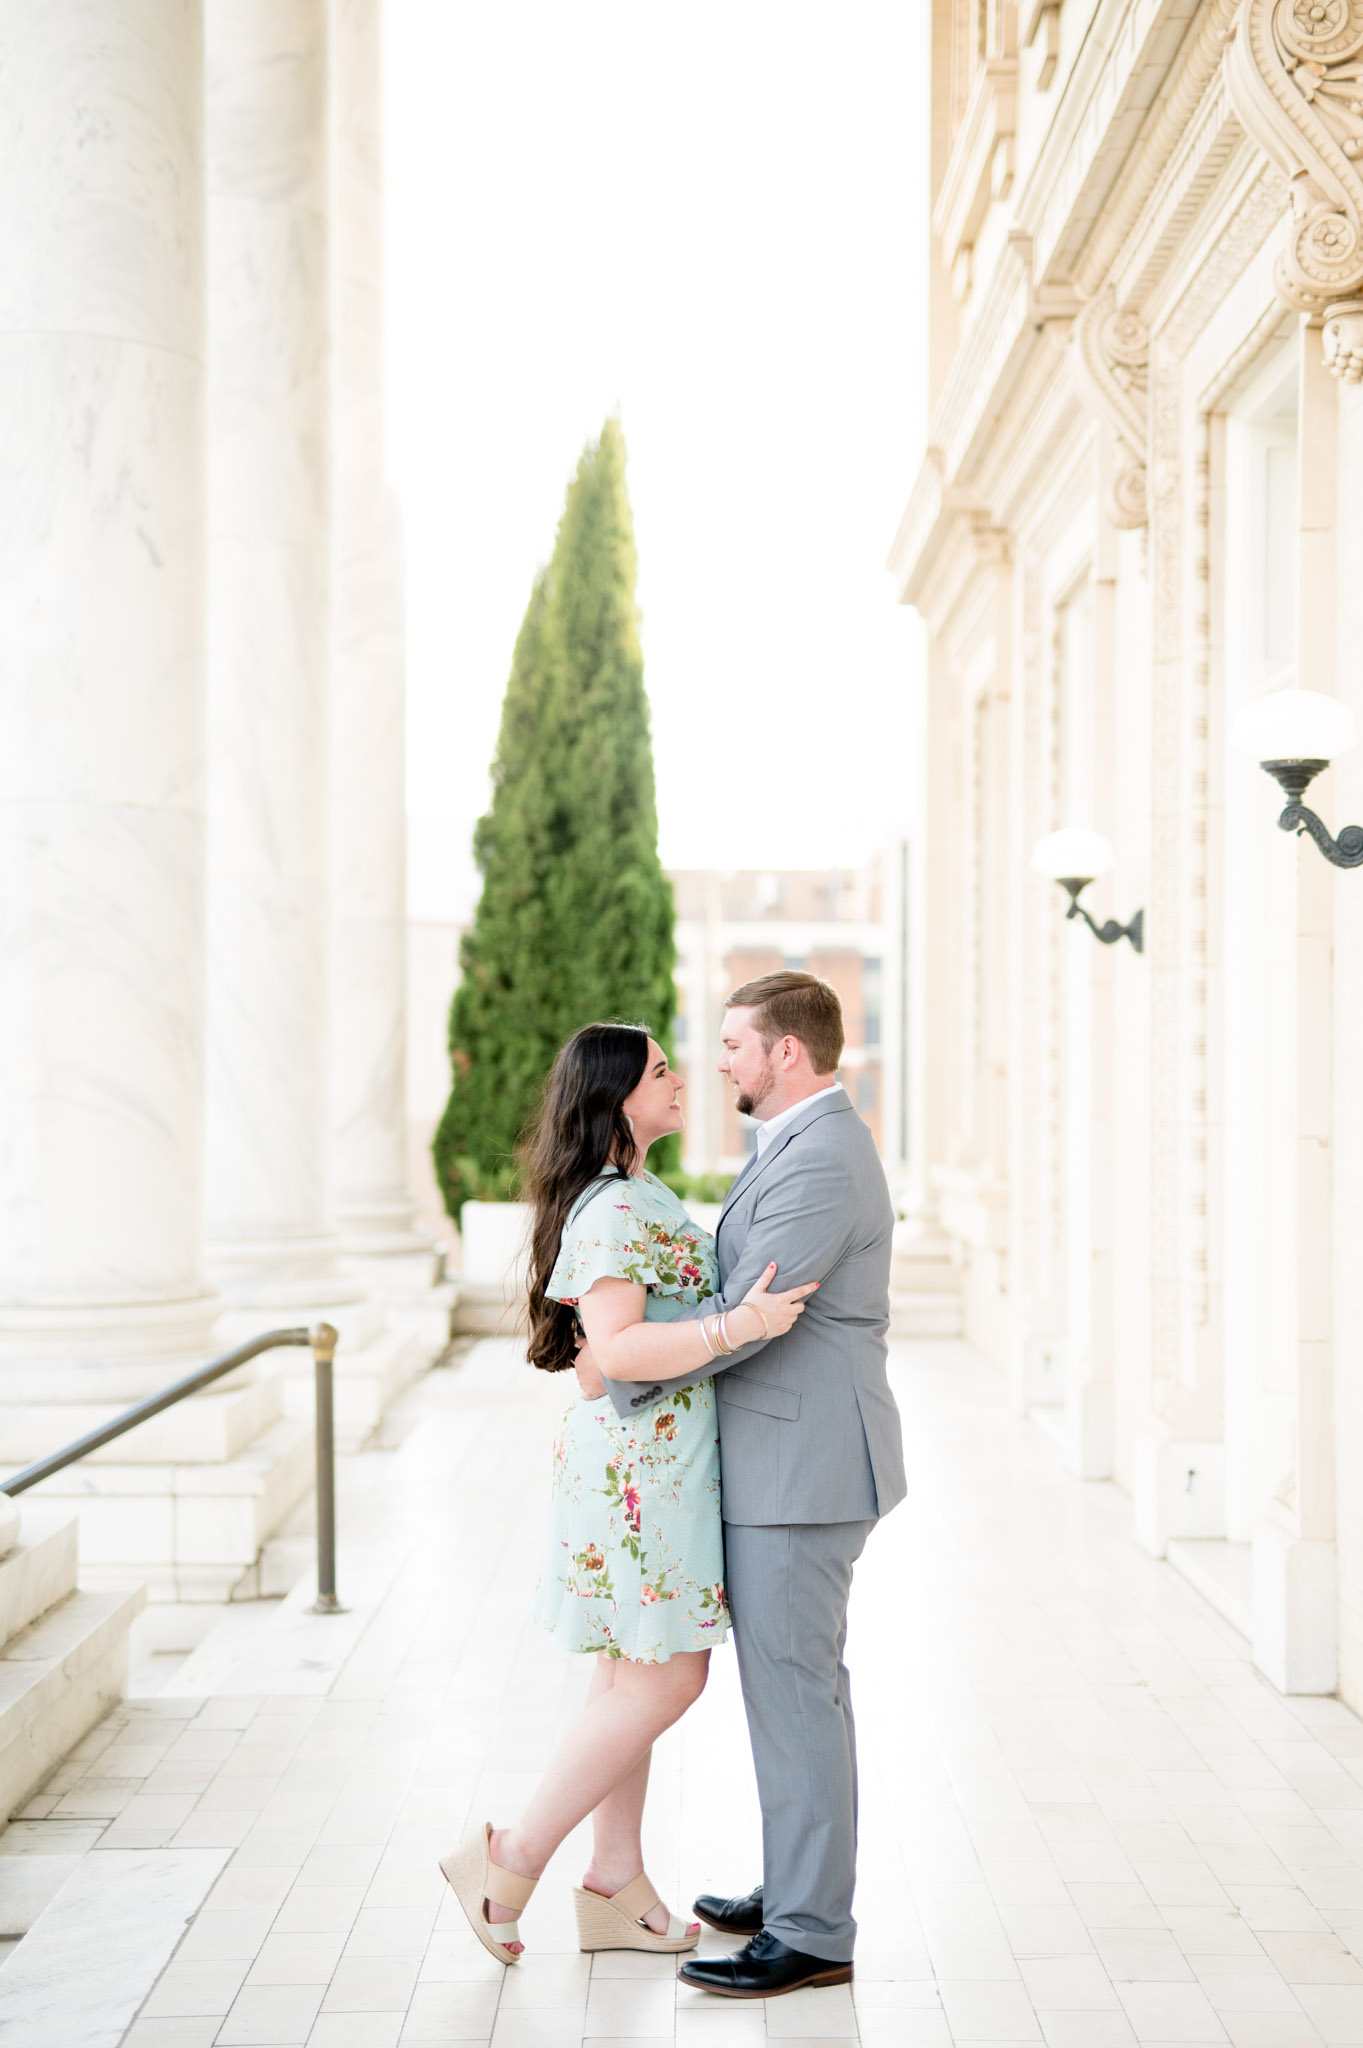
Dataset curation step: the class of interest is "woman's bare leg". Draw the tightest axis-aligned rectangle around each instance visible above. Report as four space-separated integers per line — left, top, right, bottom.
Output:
486 1648 708 1942
580 1666 663 1927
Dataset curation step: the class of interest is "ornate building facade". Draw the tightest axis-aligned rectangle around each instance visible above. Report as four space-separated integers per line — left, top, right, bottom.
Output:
893 0 1363 1699
0 0 452 1644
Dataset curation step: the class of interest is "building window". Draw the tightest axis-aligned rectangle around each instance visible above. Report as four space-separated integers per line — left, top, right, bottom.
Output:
857 1071 878 1112
784 956 805 971
1263 440 1298 670
863 957 882 1047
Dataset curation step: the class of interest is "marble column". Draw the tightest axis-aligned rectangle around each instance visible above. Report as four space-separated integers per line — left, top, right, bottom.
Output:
205 0 359 1306
0 0 220 1374
328 0 429 1260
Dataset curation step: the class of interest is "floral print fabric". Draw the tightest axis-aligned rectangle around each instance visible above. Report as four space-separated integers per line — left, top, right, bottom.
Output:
529 1171 731 1663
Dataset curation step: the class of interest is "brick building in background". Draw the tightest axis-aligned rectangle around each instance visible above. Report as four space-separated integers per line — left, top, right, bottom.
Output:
669 850 909 1186
406 846 914 1231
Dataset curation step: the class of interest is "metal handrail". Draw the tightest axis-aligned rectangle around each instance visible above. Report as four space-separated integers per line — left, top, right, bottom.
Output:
0 1321 345 1616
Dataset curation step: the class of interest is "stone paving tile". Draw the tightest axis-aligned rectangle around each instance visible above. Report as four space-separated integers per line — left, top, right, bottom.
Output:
1035 2016 1139 2048
859 2024 947 2048
486 2010 590 2048
217 1978 326 2043
1114 1977 1231 2039
124 2021 224 2047
321 1953 423 2011
309 2015 405 2048
244 1930 348 1986
1292 1982 1363 2044
1220 2018 1327 2047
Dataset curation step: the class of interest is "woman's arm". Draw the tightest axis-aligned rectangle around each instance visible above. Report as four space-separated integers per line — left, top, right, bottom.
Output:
618 1152 861 1372
577 1266 815 1383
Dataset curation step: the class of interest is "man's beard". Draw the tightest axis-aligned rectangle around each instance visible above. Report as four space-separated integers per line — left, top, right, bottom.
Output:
735 1063 776 1120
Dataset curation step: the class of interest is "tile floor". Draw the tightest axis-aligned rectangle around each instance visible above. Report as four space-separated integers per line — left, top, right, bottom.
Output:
8 1338 1363 2044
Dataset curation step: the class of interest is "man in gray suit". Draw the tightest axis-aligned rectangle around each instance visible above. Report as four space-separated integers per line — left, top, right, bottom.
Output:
605 970 906 1999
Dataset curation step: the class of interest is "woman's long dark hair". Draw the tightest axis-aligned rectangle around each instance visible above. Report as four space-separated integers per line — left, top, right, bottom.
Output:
522 1022 652 1373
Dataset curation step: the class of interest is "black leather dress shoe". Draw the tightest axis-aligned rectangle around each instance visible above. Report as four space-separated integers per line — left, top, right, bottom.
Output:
677 1928 853 1998
692 1883 763 1935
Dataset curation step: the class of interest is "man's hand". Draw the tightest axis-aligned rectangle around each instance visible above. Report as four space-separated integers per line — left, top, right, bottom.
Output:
573 1336 606 1401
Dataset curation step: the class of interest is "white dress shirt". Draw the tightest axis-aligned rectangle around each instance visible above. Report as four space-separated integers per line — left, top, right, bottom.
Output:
753 1081 844 1157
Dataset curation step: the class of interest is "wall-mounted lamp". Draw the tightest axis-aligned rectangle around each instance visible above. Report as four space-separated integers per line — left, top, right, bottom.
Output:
1031 828 1144 953
1233 686 1363 868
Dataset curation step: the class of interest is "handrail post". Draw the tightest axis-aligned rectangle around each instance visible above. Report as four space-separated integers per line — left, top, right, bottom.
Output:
309 1323 344 1614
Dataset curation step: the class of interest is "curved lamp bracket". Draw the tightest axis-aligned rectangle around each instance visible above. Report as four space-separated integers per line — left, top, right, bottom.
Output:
1056 877 1145 952
1262 758 1363 867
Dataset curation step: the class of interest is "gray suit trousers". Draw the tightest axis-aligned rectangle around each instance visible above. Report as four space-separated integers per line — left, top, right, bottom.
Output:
723 1517 876 1963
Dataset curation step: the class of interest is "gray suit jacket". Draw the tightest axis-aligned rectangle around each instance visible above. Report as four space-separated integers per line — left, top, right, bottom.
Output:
604 1091 907 1527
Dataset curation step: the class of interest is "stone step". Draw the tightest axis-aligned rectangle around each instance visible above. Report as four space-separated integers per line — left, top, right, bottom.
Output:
889 1290 964 1338
214 1291 455 1448
452 1280 527 1338
0 1373 280 1468
0 1584 145 1823
162 1533 410 1697
383 1277 459 1356
343 1246 452 1293
31 1415 314 1607
0 1353 259 1408
890 1249 960 1288
1167 1537 1253 1641
0 1843 228 2047
0 1511 79 1646
253 1528 315 1598
276 1324 429 1451
215 1295 389 1357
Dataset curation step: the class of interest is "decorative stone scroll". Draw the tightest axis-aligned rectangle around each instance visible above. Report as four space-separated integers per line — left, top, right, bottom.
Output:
1224 0 1363 381
1323 298 1363 375
1071 288 1150 526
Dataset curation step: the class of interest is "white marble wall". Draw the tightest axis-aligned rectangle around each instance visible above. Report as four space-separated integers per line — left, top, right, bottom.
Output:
204 0 355 1302
329 0 426 1256
0 0 219 1364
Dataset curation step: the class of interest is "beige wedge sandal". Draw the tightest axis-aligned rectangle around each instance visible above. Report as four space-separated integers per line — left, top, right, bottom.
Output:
439 1821 536 1964
573 1873 701 1954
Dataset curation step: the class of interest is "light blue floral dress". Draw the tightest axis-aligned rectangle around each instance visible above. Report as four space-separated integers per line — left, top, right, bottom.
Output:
530 1170 731 1663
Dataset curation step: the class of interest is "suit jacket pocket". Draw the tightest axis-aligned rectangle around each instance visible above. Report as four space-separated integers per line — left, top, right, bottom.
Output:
719 1372 801 1422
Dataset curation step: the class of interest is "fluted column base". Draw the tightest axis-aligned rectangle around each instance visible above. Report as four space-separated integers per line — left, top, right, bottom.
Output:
0 1292 224 1384
336 1188 434 1261
207 1230 365 1313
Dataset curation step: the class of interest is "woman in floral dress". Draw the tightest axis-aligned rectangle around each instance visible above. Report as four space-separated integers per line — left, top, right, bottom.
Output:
440 1022 814 1965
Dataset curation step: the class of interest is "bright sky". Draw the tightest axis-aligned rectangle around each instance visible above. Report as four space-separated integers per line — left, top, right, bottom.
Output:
387 3 928 924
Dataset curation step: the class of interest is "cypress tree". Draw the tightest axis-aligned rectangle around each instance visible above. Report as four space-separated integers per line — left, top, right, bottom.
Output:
433 419 678 1217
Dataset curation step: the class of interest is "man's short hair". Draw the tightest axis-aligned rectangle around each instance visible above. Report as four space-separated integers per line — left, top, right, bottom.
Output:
725 970 844 1075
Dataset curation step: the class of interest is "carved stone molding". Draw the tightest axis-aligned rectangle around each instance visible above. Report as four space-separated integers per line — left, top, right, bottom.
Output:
1075 0 1241 298
1162 167 1290 360
1225 0 1363 377
1324 297 1363 378
1071 288 1149 527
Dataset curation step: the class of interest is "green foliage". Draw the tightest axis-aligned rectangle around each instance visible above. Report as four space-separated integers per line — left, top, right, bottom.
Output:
433 419 678 1218
657 1169 736 1206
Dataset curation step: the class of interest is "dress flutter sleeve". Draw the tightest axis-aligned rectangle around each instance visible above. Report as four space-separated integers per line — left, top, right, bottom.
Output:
545 1184 660 1304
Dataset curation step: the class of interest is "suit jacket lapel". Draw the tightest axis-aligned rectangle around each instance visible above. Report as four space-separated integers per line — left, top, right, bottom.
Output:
716 1091 850 1231
716 1146 760 1227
